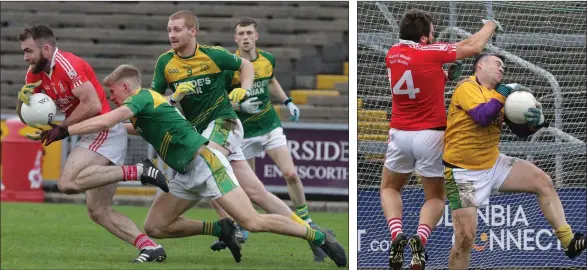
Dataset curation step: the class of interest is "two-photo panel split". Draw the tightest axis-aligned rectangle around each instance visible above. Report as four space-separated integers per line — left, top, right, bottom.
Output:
0 1 585 270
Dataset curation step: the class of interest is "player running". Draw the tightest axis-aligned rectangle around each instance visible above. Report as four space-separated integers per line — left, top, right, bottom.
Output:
16 24 169 263
40 64 348 266
150 11 345 266
383 9 502 270
208 17 328 261
444 53 586 269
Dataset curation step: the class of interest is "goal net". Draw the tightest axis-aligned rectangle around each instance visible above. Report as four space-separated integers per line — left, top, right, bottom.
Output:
357 1 586 269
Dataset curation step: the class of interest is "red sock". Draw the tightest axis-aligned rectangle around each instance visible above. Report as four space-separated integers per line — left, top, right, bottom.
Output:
122 165 139 181
387 218 403 241
417 224 432 246
133 234 157 250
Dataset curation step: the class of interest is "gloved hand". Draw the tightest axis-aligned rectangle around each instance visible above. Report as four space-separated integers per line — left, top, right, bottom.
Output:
237 97 262 114
524 102 545 127
495 83 513 98
40 123 70 146
482 18 504 33
284 98 300 122
447 61 463 81
229 88 249 103
18 80 42 105
170 82 197 104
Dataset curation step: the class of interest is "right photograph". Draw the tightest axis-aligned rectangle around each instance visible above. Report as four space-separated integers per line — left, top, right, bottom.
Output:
357 1 586 270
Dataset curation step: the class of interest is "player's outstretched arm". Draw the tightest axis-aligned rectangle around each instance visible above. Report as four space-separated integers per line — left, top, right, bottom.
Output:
455 20 501 60
59 81 102 128
68 106 134 136
41 106 135 146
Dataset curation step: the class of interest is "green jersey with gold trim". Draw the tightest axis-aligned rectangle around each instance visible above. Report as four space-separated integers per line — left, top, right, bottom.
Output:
225 49 281 138
151 44 242 132
124 89 208 174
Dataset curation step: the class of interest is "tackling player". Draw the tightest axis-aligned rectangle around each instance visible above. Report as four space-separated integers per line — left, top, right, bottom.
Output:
444 53 586 269
213 17 327 261
40 64 348 266
383 9 502 270
16 25 169 262
150 11 345 265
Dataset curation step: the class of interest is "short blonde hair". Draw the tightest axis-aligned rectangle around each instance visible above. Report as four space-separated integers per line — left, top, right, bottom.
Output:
103 64 141 86
169 10 199 31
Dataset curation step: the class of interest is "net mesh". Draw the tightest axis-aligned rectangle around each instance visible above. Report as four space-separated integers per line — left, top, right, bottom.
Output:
357 1 586 269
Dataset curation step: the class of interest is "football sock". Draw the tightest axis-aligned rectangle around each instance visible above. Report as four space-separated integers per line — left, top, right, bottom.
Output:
122 165 142 181
296 204 312 223
133 234 157 250
417 224 432 246
555 224 573 248
202 220 222 237
306 227 326 246
388 218 403 241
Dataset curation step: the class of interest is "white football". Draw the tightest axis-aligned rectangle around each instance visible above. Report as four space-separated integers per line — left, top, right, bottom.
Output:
21 93 57 126
504 91 536 124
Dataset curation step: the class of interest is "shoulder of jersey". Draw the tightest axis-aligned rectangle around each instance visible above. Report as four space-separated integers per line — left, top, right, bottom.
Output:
156 49 175 62
199 44 232 54
257 49 275 61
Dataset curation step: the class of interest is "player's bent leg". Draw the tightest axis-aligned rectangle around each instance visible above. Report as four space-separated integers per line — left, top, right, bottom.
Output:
231 159 292 217
216 186 347 267
266 145 307 215
143 192 201 239
57 146 113 194
499 158 585 258
448 207 477 270
85 183 165 263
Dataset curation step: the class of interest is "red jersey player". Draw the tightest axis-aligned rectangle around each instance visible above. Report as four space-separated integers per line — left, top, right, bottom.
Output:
381 10 502 270
16 25 168 262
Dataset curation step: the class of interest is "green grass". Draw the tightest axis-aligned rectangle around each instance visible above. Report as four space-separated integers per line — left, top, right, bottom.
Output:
1 202 348 269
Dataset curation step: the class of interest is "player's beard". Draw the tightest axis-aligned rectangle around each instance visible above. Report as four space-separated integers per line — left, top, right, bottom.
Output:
30 55 49 74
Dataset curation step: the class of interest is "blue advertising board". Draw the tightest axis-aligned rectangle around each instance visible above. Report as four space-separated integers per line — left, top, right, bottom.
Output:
358 187 587 268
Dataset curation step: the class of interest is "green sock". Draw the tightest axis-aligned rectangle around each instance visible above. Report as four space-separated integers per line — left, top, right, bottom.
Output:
202 221 222 237
305 227 325 246
296 204 312 223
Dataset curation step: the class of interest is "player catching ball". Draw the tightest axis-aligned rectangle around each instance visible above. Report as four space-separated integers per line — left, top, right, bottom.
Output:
383 9 503 270
40 64 348 266
16 24 169 263
443 53 586 269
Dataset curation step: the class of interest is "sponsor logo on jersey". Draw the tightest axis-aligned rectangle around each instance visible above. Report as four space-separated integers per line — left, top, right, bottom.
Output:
172 77 211 95
200 63 210 72
66 68 77 79
168 69 180 74
58 82 66 93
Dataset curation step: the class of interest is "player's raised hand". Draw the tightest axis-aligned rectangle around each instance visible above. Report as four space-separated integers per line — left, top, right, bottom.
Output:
40 123 70 146
284 98 300 121
18 80 42 105
229 88 248 103
524 102 545 127
171 82 196 104
482 18 504 33
238 97 262 114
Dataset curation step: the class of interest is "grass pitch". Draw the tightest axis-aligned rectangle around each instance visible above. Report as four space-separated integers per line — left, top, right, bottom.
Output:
1 202 348 269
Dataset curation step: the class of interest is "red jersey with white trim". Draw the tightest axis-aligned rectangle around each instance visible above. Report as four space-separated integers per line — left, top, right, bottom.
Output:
25 48 110 117
386 40 456 130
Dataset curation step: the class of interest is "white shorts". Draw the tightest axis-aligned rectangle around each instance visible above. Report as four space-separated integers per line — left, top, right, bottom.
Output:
241 127 288 159
384 128 444 177
201 118 245 161
168 147 240 202
444 154 517 210
75 123 127 165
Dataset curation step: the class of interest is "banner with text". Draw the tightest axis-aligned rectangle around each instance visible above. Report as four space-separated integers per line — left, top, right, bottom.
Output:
358 187 587 268
254 127 348 195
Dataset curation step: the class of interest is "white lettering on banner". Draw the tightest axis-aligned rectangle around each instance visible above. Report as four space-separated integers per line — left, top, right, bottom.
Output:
437 205 529 227
358 230 366 252
264 164 348 181
287 140 348 162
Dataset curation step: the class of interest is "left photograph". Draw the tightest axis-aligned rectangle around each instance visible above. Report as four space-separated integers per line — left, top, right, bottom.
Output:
0 1 349 269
